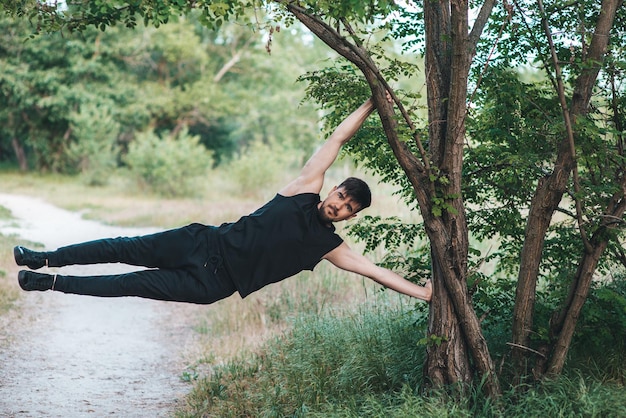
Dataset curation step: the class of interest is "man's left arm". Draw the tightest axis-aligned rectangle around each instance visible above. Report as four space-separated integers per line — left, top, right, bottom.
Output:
280 98 377 197
323 242 432 302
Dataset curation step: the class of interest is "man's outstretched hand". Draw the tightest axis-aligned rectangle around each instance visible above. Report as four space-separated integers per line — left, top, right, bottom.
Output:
424 279 432 303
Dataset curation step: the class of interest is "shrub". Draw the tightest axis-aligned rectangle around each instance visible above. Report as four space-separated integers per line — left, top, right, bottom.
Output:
124 128 213 197
226 140 302 199
67 103 120 186
568 277 626 382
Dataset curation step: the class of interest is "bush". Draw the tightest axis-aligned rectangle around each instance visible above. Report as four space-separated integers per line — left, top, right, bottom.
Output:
124 128 213 197
226 140 302 199
568 277 626 382
67 103 120 186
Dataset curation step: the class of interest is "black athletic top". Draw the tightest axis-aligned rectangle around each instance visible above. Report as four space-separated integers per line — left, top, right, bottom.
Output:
217 193 344 298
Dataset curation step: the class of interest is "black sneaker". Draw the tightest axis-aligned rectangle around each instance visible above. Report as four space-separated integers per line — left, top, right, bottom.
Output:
14 246 47 270
18 270 53 291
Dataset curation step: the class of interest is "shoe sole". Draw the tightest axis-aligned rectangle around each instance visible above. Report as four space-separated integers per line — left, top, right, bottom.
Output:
13 246 45 270
17 270 28 290
14 246 25 266
17 270 52 291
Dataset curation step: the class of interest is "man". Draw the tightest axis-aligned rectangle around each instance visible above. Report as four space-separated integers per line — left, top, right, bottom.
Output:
15 95 432 304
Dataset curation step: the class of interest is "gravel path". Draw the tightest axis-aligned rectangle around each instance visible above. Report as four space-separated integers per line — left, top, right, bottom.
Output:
0 194 204 417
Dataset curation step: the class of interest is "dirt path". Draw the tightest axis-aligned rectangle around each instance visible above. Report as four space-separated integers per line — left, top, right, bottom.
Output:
0 194 205 417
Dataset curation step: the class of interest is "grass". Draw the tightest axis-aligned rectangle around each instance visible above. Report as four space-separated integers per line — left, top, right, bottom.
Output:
0 201 45 314
176 300 430 418
185 264 377 364
0 235 25 314
175 299 626 418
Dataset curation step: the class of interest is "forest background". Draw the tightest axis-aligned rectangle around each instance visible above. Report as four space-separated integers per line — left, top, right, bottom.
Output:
1 1 626 416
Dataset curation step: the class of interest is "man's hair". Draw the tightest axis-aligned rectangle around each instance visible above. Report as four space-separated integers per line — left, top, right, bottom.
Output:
338 177 371 212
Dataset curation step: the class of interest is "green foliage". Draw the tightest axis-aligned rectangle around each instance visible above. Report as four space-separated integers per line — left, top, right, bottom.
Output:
471 276 517 358
418 333 448 348
347 215 430 284
470 273 626 382
226 139 302 198
123 128 213 197
569 277 626 382
294 0 398 24
2 0 248 32
0 12 325 177
348 216 423 253
2 0 400 34
465 57 626 280
464 0 626 296
0 16 143 173
67 103 121 186
465 67 560 240
299 64 418 206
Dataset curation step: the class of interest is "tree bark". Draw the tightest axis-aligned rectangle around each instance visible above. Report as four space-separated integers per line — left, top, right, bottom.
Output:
421 0 501 397
511 0 622 378
285 0 501 397
11 137 28 171
543 185 626 375
426 263 472 387
545 240 607 374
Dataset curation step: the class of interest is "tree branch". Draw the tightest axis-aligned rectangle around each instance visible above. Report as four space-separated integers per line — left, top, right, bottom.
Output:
281 1 427 178
468 0 498 53
537 0 592 253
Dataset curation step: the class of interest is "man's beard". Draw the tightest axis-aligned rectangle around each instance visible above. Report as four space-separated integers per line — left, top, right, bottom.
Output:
316 203 336 225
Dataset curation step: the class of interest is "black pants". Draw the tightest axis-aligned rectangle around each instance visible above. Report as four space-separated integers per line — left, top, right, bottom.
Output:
49 223 237 304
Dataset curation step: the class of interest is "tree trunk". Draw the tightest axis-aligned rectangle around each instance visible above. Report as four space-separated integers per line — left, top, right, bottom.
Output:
541 188 626 375
426 259 472 387
12 137 28 171
511 0 622 378
511 169 570 376
545 240 607 374
285 0 501 397
421 0 500 397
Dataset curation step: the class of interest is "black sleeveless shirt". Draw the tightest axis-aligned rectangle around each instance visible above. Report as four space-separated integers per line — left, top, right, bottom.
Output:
217 193 343 298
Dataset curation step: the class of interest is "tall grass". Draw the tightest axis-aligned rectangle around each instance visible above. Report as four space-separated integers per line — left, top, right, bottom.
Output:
175 300 626 417
187 263 375 364
176 300 430 417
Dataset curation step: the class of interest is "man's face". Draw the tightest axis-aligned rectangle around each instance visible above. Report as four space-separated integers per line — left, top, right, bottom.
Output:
317 186 360 224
